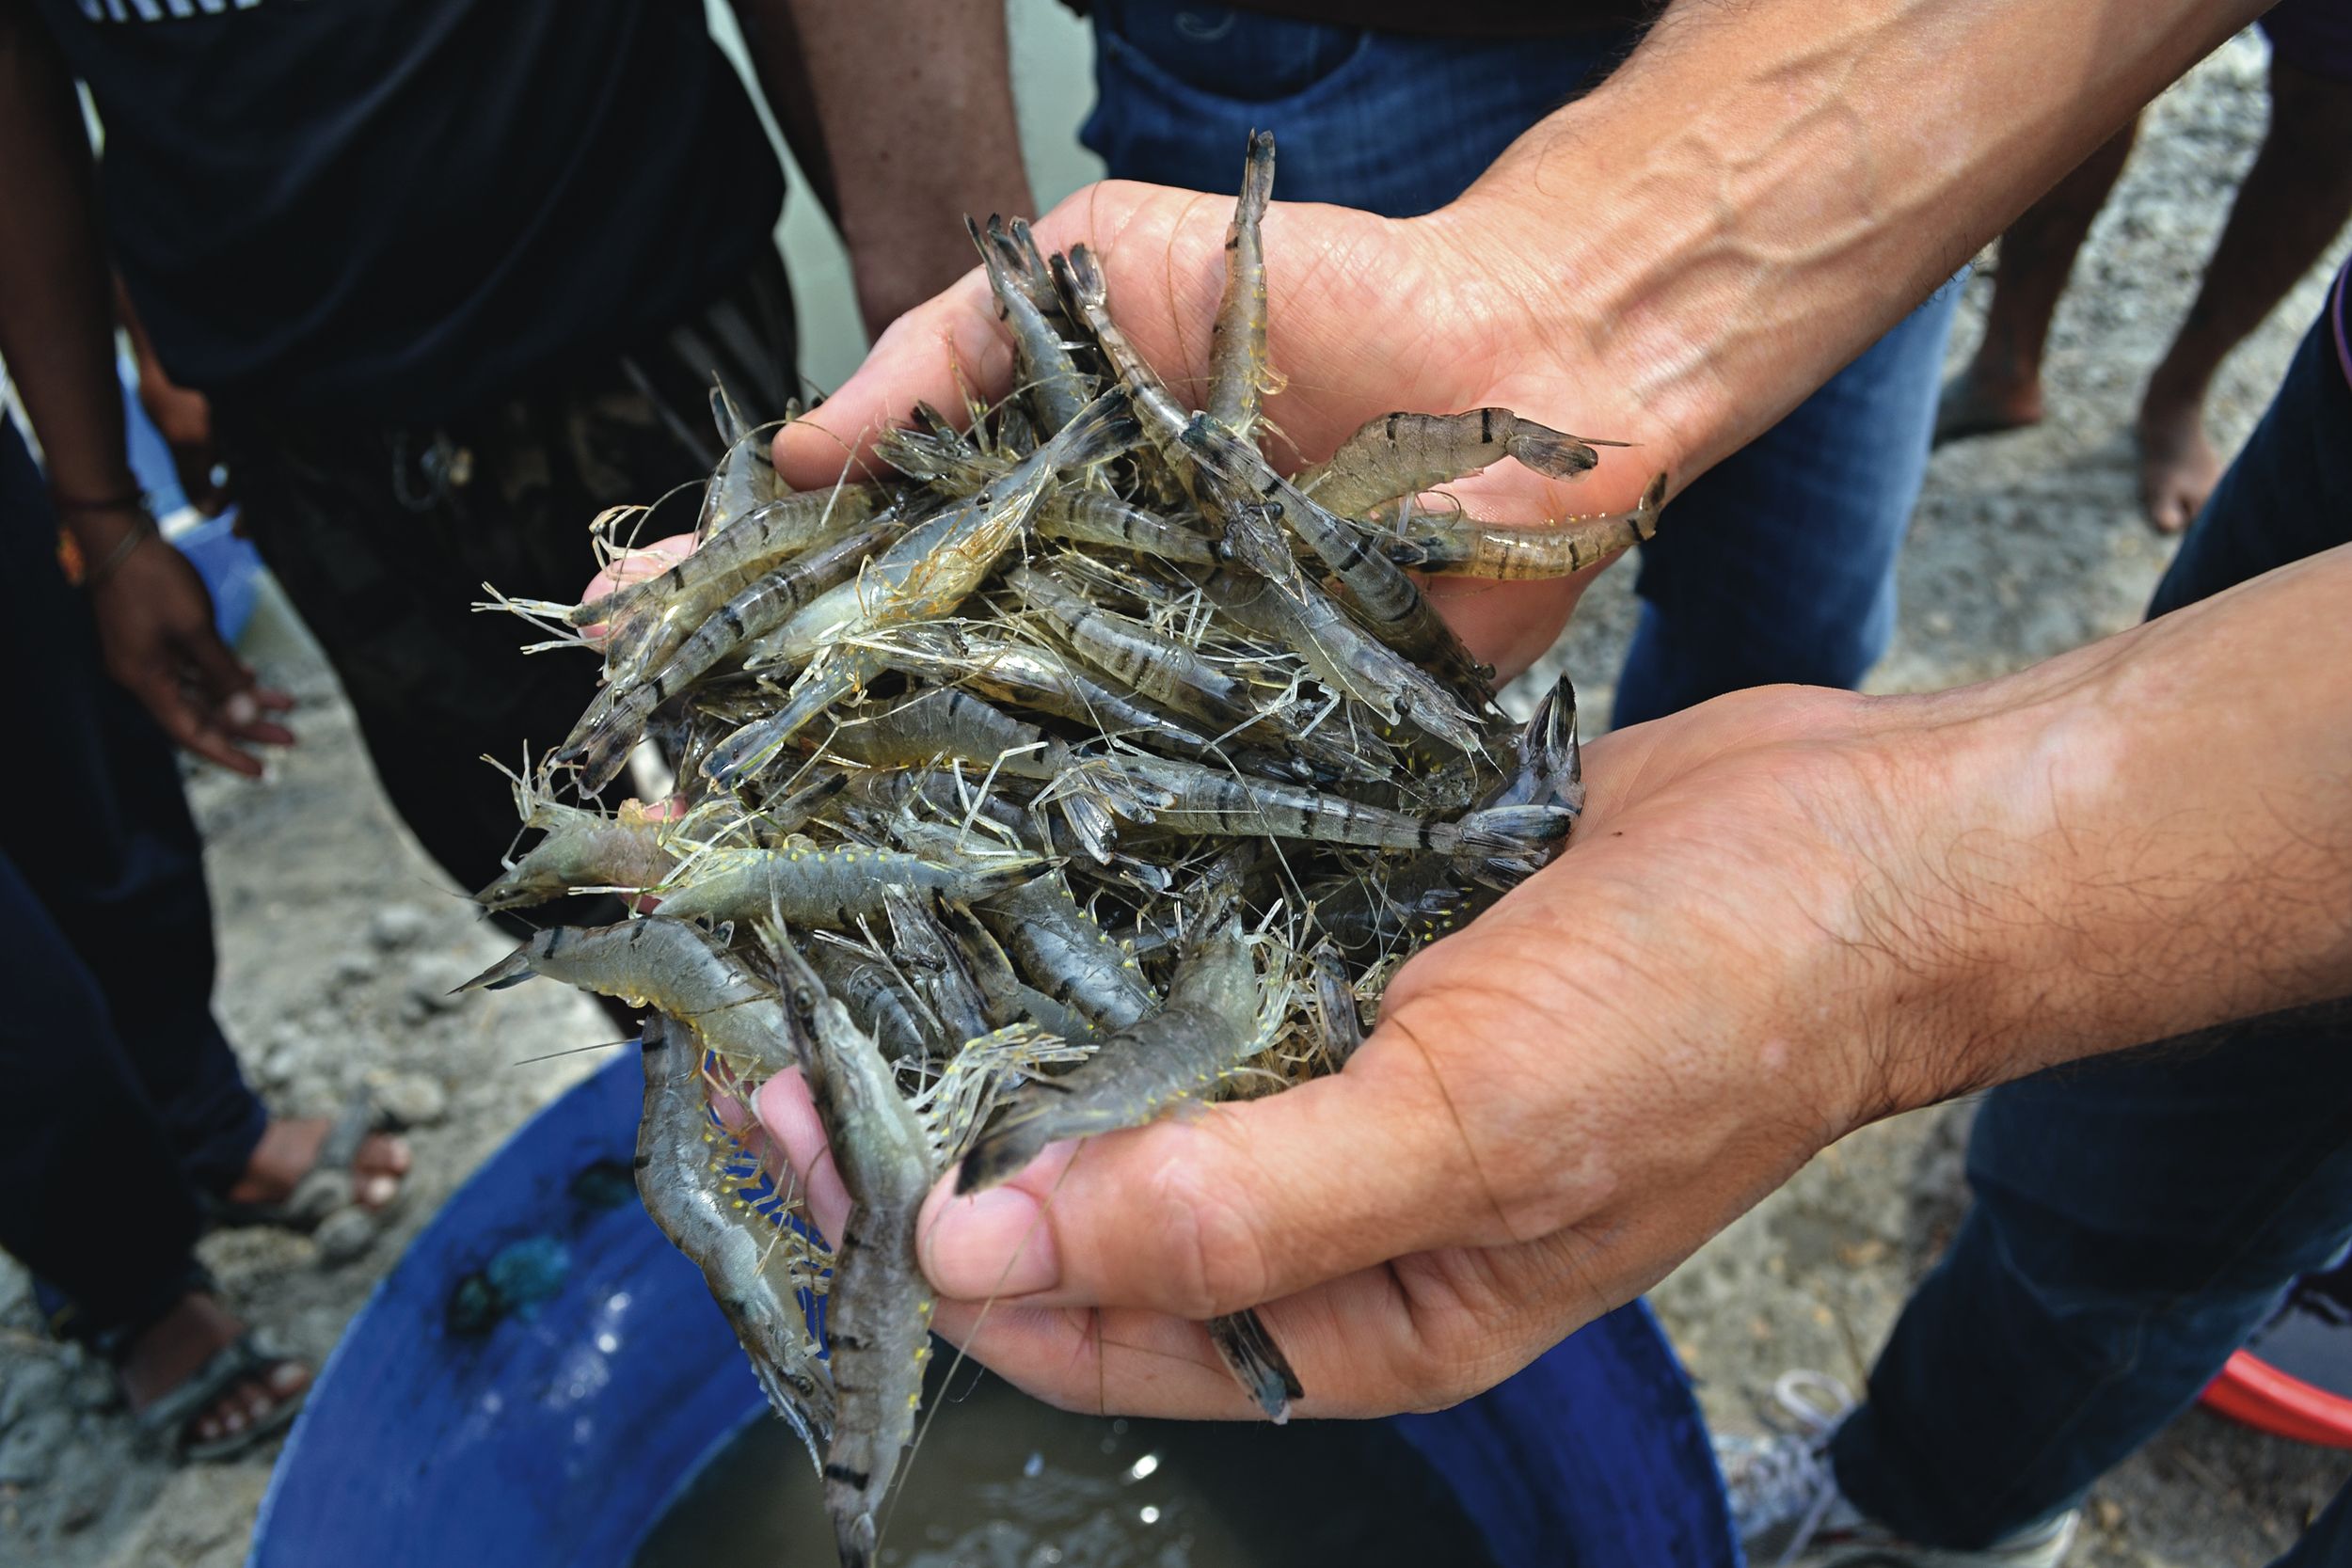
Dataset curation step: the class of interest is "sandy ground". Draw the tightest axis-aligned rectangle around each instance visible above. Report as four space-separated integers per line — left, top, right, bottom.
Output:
2 29 2346 1568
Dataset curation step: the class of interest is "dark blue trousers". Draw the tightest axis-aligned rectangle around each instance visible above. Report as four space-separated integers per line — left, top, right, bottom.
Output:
1079 2 1963 726
0 414 264 1346
1832 299 2352 1563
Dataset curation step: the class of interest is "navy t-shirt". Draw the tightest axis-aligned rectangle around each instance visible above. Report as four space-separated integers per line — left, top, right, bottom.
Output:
33 0 787 420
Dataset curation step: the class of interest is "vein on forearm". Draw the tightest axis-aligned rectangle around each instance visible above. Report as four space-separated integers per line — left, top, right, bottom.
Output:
1461 0 2268 474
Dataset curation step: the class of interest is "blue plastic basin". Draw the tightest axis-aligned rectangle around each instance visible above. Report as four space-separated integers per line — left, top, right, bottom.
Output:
249 1051 1739 1567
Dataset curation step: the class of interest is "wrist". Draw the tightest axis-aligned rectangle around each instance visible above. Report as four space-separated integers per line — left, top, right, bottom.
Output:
56 492 160 587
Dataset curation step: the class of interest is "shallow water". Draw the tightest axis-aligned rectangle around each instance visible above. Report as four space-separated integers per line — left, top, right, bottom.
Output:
632 1366 1497 1568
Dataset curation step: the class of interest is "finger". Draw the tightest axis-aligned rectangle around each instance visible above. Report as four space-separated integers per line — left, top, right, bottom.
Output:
583 532 698 605
913 1016 1544 1319
219 689 296 748
754 1070 850 1244
772 266 1009 490
140 671 262 777
930 1234 1587 1420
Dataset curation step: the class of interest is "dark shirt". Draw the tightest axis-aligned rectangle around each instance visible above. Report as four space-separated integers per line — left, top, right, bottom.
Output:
32 0 786 421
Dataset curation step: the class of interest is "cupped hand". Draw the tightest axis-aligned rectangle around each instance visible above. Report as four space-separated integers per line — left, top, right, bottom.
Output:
91 537 293 776
773 179 1682 681
758 684 1969 1419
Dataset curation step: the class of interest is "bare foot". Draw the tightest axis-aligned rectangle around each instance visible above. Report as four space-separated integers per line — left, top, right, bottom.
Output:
2136 390 2222 534
1934 364 2044 446
228 1117 411 1212
119 1292 310 1450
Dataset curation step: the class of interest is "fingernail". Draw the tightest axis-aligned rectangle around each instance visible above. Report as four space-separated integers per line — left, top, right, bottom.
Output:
925 1187 1059 1299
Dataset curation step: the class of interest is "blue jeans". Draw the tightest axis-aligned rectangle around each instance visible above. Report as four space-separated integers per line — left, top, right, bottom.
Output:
1831 301 2352 1563
1080 1 1963 722
0 415 264 1347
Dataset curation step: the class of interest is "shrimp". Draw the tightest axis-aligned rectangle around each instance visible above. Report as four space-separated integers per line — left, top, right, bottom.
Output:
1073 749 1560 872
633 1011 834 1463
566 518 902 790
818 686 1071 780
1004 563 1257 728
458 918 799 1078
1183 411 1491 703
1206 130 1276 438
1294 408 1614 518
803 938 930 1063
771 942 937 1568
958 910 1269 1193
881 884 995 1053
1054 245 1196 455
475 797 678 911
589 483 883 641
977 872 1158 1031
646 843 1044 930
1036 492 1216 563
1384 472 1670 578
972 214 1093 436
705 390 1141 786
1200 553 1489 760
698 380 787 541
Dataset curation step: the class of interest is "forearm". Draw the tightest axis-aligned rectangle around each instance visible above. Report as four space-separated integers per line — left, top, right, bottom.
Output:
765 0 1033 337
1453 0 2265 476
0 4 137 538
1867 546 2352 1107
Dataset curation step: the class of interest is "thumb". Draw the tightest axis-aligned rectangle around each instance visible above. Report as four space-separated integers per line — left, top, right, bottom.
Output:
771 266 1007 490
914 1016 1534 1318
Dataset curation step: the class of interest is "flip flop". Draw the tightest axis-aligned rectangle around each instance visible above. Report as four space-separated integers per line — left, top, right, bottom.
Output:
133 1330 309 1463
204 1086 407 1231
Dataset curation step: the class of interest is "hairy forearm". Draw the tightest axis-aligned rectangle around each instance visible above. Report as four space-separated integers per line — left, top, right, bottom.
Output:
1453 0 2265 476
1867 547 2352 1106
767 0 1033 337
0 5 136 534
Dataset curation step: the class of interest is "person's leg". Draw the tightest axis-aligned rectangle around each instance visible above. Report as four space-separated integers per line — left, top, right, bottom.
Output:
1831 1014 2352 1546
1609 275 1963 726
0 416 267 1193
2137 54 2352 532
1934 120 2139 442
1084 1 1960 726
0 847 310 1446
1827 293 2352 1548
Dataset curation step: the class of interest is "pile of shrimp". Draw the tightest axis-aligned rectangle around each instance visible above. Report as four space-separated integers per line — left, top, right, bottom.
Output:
464 134 1664 1568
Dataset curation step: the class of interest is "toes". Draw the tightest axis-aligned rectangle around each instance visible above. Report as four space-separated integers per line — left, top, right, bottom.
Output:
359 1173 400 1208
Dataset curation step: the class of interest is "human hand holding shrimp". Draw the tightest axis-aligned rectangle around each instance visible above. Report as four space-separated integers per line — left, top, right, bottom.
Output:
757 548 2352 1418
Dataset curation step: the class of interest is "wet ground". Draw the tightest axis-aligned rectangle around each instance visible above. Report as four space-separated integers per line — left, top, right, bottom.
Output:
2 28 2345 1568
